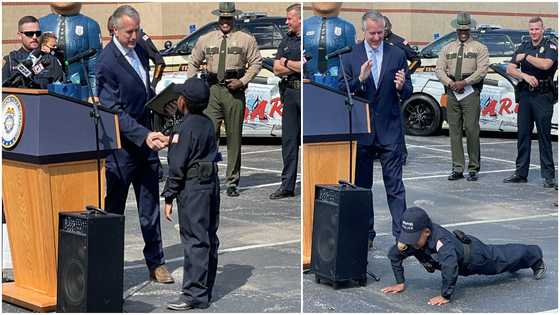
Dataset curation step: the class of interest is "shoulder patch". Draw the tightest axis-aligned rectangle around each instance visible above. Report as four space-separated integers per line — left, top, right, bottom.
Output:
550 44 557 50
436 240 444 252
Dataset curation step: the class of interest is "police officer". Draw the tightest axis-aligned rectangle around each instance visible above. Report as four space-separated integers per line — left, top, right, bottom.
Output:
270 4 301 200
2 16 63 88
383 15 421 73
435 12 489 182
162 77 220 311
503 17 557 188
187 2 262 197
40 3 102 101
303 3 356 88
383 207 546 305
383 15 421 165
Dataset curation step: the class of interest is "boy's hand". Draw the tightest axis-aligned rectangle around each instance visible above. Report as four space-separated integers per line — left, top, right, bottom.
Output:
164 202 173 221
428 295 449 305
381 283 405 294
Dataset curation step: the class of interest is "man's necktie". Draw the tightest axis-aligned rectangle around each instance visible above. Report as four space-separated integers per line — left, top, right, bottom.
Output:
128 51 144 86
317 17 327 74
371 49 379 88
217 34 227 82
454 43 464 80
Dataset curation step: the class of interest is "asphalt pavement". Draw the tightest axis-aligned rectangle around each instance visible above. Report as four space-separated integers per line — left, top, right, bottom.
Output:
303 132 558 313
2 140 301 313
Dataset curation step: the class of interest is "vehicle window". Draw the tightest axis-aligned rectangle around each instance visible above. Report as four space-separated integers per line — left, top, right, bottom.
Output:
421 32 457 58
477 34 515 56
175 23 217 53
240 23 285 49
505 32 525 46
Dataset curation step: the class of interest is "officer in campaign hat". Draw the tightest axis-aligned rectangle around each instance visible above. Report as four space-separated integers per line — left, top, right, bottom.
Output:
187 2 262 197
383 207 546 305
162 77 221 311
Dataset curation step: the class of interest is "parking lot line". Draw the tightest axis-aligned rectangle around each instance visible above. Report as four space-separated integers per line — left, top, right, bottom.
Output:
373 213 557 238
218 163 301 176
123 240 300 271
241 148 283 155
240 180 301 190
417 140 518 147
402 167 538 181
408 145 540 168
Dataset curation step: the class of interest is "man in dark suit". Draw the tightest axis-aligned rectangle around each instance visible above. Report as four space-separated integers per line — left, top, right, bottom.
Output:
96 5 174 284
338 10 412 248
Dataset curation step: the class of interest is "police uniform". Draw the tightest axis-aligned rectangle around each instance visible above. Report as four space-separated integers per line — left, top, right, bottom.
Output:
2 47 64 88
162 78 220 309
272 30 301 197
435 13 489 179
186 3 262 196
385 32 420 70
39 12 102 99
303 15 356 88
389 207 546 300
507 38 557 183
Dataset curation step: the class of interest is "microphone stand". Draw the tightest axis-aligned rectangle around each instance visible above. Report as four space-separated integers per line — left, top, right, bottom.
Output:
338 54 354 184
77 57 103 210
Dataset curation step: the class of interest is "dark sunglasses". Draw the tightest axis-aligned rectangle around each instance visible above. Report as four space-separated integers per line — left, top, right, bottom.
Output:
21 31 42 38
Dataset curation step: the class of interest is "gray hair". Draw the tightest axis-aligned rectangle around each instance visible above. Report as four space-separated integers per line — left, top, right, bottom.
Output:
361 10 385 31
112 5 140 29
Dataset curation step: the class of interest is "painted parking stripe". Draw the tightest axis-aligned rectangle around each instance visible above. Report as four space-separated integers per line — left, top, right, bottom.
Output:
415 140 518 147
374 213 557 237
240 180 301 190
123 240 300 271
402 167 538 181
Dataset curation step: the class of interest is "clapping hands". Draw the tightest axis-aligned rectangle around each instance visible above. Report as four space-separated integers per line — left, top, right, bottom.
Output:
146 131 169 151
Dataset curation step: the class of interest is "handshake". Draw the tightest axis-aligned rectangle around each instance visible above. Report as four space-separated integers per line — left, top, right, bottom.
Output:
146 131 170 151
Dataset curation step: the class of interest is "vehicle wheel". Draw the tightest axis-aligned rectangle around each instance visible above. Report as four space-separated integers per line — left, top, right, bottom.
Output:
402 94 442 136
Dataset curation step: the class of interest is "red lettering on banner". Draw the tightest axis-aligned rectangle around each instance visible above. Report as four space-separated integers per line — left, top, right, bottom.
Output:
498 98 513 115
269 97 283 118
481 98 498 116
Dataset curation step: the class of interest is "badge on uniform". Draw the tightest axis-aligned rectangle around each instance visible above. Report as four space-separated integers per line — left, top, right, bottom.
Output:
540 46 545 54
436 240 444 252
334 26 342 36
75 25 84 36
172 134 179 143
403 40 408 45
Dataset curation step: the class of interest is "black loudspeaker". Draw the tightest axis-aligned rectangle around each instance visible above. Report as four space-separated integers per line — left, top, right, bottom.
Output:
311 184 372 289
57 212 125 312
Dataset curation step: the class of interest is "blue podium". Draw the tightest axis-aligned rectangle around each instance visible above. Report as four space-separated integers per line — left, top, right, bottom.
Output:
302 81 370 267
1 88 120 311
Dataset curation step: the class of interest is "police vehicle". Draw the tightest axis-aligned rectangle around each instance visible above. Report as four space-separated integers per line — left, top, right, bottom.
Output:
417 25 558 73
154 12 288 137
402 63 558 136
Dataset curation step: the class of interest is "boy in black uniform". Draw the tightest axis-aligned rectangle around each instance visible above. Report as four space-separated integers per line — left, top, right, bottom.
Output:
382 207 546 305
503 16 557 188
161 77 220 311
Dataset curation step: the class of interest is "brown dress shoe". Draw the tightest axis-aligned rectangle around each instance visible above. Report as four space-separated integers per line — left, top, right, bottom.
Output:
150 265 174 284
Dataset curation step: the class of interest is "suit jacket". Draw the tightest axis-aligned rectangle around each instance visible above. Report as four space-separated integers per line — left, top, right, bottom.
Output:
96 40 156 159
338 41 412 145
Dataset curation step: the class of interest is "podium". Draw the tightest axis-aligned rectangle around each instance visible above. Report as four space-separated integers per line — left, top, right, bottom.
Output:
1 88 120 311
302 81 370 268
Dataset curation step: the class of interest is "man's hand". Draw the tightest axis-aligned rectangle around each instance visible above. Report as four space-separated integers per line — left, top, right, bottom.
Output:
146 132 169 151
394 69 405 91
515 53 527 63
226 79 244 90
522 73 539 88
359 60 373 82
88 96 100 104
381 283 405 294
164 202 173 221
453 80 467 93
428 295 449 306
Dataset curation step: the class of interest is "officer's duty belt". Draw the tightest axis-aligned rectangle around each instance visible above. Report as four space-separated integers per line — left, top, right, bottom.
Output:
186 162 218 180
284 80 301 89
207 69 246 86
518 80 554 94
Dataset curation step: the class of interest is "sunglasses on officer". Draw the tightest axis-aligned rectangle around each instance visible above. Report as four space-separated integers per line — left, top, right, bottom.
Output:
21 31 42 38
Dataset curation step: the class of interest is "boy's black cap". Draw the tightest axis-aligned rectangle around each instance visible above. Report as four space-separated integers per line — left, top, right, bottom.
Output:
398 207 432 245
174 77 210 111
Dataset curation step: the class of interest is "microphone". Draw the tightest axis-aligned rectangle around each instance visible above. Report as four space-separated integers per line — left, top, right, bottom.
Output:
65 48 97 66
325 46 352 60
